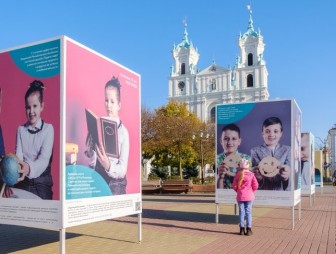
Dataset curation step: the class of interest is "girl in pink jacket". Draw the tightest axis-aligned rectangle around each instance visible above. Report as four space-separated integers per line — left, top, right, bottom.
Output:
233 158 259 236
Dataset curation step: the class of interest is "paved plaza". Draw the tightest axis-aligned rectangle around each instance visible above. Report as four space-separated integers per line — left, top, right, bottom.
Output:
0 186 335 254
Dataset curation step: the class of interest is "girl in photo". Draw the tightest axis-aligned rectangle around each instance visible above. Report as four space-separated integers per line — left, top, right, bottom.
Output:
86 76 129 195
15 80 54 199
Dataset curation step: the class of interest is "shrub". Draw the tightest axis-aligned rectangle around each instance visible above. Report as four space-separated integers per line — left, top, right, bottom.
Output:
148 167 169 179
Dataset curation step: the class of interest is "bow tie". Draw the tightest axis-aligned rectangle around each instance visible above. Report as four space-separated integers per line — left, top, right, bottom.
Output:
28 120 44 134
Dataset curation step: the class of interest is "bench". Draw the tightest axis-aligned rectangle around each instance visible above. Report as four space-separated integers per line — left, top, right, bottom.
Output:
142 179 162 193
161 179 193 194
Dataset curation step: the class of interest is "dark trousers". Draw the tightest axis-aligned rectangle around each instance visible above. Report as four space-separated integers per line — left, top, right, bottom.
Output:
109 177 127 195
15 174 53 200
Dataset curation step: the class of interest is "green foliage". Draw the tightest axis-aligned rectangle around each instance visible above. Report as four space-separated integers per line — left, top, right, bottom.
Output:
183 165 199 179
190 177 202 184
141 101 216 179
147 175 161 180
205 176 215 184
148 167 169 179
190 176 215 184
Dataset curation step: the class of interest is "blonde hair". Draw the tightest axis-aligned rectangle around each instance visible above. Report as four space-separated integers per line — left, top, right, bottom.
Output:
237 170 245 189
237 159 249 189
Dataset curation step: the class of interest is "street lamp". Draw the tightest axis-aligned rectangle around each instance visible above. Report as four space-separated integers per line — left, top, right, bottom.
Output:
193 131 209 184
317 137 330 179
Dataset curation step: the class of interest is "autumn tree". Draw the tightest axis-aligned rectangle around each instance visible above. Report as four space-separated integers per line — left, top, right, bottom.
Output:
141 101 198 179
191 122 216 182
141 101 215 181
141 106 156 160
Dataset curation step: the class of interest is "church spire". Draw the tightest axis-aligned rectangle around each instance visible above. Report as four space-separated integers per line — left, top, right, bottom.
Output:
247 4 254 33
174 17 192 49
240 4 259 39
182 17 189 45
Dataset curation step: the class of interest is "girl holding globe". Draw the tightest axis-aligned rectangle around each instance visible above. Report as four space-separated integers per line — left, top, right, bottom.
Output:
14 80 54 199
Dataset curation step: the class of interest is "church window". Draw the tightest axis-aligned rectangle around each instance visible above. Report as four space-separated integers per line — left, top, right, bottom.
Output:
181 63 186 75
248 53 253 66
210 107 216 123
211 79 216 90
247 74 253 87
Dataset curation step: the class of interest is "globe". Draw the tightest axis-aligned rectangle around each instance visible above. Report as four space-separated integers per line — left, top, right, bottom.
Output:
1 154 20 186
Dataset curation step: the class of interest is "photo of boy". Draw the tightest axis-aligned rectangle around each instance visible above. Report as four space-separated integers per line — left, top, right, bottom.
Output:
251 117 291 191
217 123 250 189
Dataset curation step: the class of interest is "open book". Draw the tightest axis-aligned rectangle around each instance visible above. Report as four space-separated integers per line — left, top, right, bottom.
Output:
85 108 119 158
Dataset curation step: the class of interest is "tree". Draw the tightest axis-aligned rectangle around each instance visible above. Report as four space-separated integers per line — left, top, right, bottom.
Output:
183 165 199 179
141 106 156 160
190 121 216 183
141 101 216 181
142 101 203 179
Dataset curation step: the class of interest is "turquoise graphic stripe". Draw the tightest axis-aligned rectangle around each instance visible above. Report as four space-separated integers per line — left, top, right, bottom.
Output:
66 165 112 199
10 40 60 78
217 103 255 124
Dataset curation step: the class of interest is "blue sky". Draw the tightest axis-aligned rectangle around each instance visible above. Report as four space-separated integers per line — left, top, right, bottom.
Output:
1 0 335 145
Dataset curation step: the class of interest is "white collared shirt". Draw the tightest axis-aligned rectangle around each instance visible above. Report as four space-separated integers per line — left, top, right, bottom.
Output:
16 119 54 179
89 117 129 179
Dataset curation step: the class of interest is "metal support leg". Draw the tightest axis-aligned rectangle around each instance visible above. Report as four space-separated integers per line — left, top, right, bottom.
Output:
138 213 142 243
59 228 65 254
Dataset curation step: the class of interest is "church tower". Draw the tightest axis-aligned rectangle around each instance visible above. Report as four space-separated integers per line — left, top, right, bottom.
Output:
168 19 199 100
168 6 269 122
233 5 269 102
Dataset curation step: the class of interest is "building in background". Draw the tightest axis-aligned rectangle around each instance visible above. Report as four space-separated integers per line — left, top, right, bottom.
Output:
314 150 324 188
327 126 336 176
168 6 269 122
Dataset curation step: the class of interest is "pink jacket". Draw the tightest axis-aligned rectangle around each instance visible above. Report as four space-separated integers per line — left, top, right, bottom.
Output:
233 169 259 202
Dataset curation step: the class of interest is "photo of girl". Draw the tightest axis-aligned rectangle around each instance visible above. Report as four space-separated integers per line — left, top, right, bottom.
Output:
0 88 6 197
14 80 54 200
251 117 291 191
85 76 129 195
0 88 5 159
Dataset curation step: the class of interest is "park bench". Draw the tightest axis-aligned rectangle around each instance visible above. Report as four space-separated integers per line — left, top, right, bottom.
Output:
141 179 162 193
161 179 193 194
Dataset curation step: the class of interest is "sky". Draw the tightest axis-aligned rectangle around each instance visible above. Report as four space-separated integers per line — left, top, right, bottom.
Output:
0 0 335 146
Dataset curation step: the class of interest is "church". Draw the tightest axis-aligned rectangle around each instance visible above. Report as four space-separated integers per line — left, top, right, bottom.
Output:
168 6 269 122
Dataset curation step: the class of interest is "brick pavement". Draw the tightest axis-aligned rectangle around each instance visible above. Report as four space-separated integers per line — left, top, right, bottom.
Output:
0 186 335 254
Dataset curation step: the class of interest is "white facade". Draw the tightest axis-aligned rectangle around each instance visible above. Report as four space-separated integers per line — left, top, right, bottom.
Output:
168 8 269 122
328 127 336 175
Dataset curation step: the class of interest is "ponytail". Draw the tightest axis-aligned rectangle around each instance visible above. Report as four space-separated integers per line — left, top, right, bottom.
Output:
237 170 245 189
237 158 249 189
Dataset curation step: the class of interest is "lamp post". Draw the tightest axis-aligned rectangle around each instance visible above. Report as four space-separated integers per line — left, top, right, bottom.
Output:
193 131 209 184
317 137 330 180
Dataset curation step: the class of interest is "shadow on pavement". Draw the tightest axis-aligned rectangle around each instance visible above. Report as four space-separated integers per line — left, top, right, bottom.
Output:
143 198 214 204
124 208 239 225
0 224 80 253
